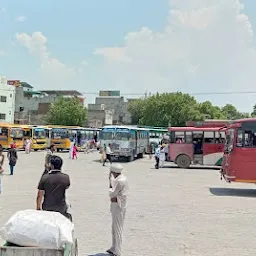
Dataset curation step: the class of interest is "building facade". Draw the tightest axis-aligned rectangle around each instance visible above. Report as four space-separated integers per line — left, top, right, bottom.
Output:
87 91 132 127
0 76 15 123
14 84 85 124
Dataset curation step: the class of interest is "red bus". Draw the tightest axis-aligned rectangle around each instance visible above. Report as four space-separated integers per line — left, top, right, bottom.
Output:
168 127 225 168
221 118 256 183
186 120 232 128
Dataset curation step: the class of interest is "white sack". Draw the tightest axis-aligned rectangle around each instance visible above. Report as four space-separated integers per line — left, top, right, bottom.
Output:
0 209 74 249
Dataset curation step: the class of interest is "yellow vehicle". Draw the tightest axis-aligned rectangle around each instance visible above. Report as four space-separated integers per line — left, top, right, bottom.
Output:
20 125 48 150
48 125 80 151
0 123 24 149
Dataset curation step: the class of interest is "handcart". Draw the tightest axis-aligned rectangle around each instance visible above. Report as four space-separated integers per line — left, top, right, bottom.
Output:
0 237 78 256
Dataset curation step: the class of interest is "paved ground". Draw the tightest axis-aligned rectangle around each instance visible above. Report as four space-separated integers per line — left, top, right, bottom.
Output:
1 151 256 255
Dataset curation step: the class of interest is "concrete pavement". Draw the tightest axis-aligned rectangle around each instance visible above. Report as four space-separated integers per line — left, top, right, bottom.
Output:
0 151 256 255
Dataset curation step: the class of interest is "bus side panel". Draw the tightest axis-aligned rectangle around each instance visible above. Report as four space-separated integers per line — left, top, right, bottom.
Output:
234 148 256 182
169 144 193 162
202 143 224 166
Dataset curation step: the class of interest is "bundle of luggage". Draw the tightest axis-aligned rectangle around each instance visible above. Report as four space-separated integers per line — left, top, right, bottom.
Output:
0 209 74 249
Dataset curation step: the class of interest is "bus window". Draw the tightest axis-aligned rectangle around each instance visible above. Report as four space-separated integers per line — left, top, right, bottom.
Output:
244 129 256 147
203 131 215 144
101 131 114 140
185 131 192 143
175 131 185 143
0 128 8 136
215 131 225 144
236 128 243 147
224 128 234 152
116 131 130 141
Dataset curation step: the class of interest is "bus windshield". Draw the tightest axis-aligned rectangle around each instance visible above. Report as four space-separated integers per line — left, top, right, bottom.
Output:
0 127 8 136
10 128 23 139
115 132 130 141
51 128 68 139
101 131 114 140
34 128 46 139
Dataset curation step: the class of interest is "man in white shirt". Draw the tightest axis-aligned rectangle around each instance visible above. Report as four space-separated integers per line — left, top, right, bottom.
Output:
107 164 128 256
103 143 113 166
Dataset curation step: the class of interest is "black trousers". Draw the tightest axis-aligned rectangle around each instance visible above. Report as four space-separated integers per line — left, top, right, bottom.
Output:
155 156 159 169
103 154 112 165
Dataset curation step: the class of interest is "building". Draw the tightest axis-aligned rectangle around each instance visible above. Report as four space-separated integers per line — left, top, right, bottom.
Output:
87 90 132 127
0 76 16 123
14 83 85 124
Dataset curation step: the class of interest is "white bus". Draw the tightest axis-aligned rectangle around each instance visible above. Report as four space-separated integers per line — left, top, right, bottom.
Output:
100 126 149 161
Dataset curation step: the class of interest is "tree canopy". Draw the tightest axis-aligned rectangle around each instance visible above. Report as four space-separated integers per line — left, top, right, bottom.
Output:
46 97 87 126
128 92 250 126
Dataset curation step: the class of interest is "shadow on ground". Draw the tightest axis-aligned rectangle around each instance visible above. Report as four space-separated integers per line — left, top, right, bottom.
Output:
209 187 256 198
161 165 220 170
88 253 109 256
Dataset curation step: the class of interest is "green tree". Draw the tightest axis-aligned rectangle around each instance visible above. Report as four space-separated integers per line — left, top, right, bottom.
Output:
221 104 250 119
251 104 256 117
197 101 226 119
46 97 87 126
138 92 203 127
127 99 145 124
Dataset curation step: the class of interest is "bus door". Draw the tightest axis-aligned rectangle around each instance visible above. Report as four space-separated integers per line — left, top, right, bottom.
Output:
192 131 203 165
202 131 221 166
234 125 256 181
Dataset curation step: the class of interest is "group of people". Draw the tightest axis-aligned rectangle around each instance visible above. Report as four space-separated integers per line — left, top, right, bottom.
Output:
37 144 128 256
154 143 168 169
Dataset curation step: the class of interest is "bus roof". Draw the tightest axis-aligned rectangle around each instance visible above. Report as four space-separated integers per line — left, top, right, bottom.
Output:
102 125 149 131
186 120 232 127
168 127 224 132
232 118 256 124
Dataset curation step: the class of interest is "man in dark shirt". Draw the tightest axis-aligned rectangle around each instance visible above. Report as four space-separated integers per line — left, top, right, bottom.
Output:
36 155 71 220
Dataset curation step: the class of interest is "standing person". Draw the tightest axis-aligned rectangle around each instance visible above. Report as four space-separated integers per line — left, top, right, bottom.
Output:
72 143 78 160
25 138 32 154
103 143 113 166
36 155 72 221
107 164 129 256
148 143 153 159
154 145 160 169
159 144 166 168
69 139 74 159
0 147 5 174
164 143 169 161
43 144 56 176
8 143 18 175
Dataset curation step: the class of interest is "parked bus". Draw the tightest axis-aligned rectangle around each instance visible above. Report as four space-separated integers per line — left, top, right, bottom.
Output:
48 125 79 151
220 118 256 183
100 126 149 161
186 120 232 128
20 125 48 150
48 125 100 151
168 127 225 168
0 123 24 149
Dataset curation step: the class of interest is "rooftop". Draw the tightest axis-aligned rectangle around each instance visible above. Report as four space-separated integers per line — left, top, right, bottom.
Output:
41 90 83 96
20 82 33 89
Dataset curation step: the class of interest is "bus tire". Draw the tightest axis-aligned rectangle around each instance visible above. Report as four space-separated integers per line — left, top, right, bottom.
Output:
34 149 38 152
176 154 191 169
127 154 134 162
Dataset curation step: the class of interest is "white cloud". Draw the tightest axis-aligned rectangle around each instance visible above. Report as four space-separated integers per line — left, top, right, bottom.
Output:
94 0 256 110
16 32 76 81
0 50 6 56
16 16 26 22
0 7 6 13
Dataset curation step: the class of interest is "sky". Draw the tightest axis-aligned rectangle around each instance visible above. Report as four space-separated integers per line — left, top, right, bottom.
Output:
1 0 256 112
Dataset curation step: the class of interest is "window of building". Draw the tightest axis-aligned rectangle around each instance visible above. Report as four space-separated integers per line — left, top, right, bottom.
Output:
10 94 12 98
0 113 6 120
0 96 7 102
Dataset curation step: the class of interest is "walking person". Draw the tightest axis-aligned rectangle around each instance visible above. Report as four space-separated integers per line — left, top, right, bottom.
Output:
69 139 74 159
72 143 78 160
25 138 32 154
43 144 56 176
0 147 5 174
107 164 129 256
154 145 160 169
103 144 113 166
8 143 18 175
